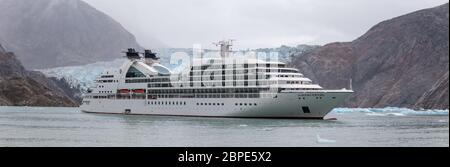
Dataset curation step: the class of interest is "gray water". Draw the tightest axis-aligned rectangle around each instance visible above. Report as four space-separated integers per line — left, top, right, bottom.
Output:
0 106 448 147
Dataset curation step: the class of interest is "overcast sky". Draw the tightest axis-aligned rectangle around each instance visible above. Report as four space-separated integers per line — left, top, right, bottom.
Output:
83 0 448 49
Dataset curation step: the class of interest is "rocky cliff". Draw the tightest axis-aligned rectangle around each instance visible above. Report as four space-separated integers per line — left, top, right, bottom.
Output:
0 47 79 107
292 3 449 109
0 0 163 69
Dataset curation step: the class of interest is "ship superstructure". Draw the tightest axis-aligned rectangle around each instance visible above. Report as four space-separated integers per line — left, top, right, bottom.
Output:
80 40 353 119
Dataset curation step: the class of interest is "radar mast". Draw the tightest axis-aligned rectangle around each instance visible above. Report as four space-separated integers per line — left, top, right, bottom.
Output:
213 39 234 58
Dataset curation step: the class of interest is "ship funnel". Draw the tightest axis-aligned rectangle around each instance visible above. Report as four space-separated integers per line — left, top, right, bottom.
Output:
144 49 160 65
144 50 159 60
125 48 140 59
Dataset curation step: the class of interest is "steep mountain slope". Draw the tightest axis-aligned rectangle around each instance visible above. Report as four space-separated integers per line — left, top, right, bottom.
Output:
0 0 164 69
0 46 79 106
292 3 449 109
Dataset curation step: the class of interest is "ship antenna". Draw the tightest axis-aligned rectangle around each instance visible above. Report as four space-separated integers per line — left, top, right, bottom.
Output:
213 39 234 58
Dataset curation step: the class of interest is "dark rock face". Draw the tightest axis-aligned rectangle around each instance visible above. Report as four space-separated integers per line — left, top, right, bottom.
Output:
0 0 161 69
292 3 449 109
0 48 79 107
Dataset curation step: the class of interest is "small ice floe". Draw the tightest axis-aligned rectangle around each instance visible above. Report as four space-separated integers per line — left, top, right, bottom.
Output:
261 128 273 131
385 113 406 116
437 120 447 123
316 134 336 144
365 112 386 116
333 107 449 116
366 112 405 117
239 124 248 127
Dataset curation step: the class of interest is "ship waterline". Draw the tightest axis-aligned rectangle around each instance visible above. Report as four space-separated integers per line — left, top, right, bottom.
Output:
80 40 353 119
81 90 352 118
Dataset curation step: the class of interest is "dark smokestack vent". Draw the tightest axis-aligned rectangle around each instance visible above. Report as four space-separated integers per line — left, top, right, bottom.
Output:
125 48 140 59
144 49 159 60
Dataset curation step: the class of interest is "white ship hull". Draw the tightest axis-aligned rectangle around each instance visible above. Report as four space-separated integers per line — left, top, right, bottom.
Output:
80 90 352 119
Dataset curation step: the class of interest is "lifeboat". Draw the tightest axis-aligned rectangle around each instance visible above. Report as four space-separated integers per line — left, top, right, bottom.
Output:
118 89 130 94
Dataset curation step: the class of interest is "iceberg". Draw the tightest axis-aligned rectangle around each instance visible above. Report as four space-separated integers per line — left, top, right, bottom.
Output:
332 107 448 116
316 134 336 144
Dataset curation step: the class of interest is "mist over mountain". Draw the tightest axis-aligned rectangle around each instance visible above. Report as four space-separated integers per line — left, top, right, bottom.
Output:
0 0 164 69
292 3 449 109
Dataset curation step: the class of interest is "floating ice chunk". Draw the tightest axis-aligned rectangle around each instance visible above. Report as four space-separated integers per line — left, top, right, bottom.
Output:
316 134 336 144
332 107 448 116
366 112 405 117
239 124 248 127
261 128 273 131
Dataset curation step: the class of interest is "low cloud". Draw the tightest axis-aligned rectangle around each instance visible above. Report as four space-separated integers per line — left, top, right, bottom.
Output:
84 0 448 49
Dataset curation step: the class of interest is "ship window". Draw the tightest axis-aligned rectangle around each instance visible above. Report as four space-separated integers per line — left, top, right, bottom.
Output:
254 103 257 106
235 103 238 106
126 66 146 78
222 103 224 106
184 102 186 105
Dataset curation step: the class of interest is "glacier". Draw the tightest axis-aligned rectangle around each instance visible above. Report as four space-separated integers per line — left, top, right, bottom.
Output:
37 58 127 92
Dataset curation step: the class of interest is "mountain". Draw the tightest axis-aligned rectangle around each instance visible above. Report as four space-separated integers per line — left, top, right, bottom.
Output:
0 45 80 106
292 3 449 109
0 0 164 69
254 45 320 63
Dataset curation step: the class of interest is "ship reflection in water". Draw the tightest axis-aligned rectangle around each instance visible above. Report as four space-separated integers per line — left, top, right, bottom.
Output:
0 106 448 147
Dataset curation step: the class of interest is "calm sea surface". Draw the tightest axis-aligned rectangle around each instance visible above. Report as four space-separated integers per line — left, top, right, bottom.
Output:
0 106 448 147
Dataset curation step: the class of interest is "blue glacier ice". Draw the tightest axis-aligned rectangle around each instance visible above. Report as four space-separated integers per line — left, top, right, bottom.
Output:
38 58 127 92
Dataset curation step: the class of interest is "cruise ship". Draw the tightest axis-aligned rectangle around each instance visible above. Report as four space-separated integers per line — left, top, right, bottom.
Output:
80 40 353 119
